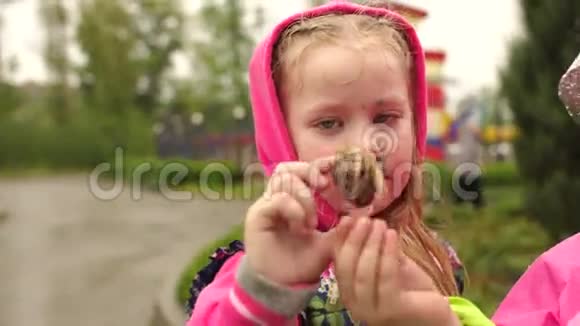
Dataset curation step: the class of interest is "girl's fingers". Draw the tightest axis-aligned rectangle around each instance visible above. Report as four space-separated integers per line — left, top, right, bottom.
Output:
266 172 317 229
250 192 306 233
270 158 335 191
334 217 372 304
378 228 402 301
354 219 385 309
265 157 339 228
315 217 352 262
333 216 355 248
312 155 337 174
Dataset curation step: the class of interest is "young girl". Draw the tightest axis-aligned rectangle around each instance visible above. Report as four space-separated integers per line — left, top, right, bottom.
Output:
186 1 492 325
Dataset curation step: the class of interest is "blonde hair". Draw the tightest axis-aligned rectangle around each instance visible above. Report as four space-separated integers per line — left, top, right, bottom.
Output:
273 12 411 94
271 5 459 296
386 158 460 295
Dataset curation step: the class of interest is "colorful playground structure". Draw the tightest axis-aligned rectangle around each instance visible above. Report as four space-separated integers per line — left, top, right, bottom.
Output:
390 1 517 161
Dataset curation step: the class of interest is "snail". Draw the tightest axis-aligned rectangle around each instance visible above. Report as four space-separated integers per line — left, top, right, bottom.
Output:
331 147 385 208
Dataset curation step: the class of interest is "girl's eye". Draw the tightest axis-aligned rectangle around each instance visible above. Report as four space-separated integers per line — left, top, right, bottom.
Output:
316 119 342 130
373 113 397 124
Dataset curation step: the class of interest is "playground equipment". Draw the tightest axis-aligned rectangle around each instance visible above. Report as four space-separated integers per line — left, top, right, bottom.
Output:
390 2 518 158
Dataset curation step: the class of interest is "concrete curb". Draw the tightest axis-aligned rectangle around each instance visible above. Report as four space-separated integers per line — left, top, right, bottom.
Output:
150 246 195 326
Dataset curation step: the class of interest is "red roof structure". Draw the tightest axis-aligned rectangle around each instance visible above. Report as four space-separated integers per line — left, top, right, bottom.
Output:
425 50 446 62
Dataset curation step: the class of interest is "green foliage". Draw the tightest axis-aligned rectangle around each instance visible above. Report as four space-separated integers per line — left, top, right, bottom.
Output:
176 224 244 305
0 117 107 169
0 81 21 118
0 0 184 170
130 0 184 115
525 171 580 240
0 109 154 170
428 186 549 316
443 212 549 316
188 0 264 131
482 162 521 187
77 0 184 118
77 0 138 119
500 0 580 241
39 0 72 125
122 157 244 192
1 0 269 170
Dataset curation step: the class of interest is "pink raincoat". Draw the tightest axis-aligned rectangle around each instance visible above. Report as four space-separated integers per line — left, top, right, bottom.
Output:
493 233 580 326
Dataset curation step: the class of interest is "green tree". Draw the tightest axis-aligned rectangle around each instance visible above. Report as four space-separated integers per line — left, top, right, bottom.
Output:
188 0 264 132
39 0 72 125
500 0 580 241
76 0 184 151
0 1 20 120
77 0 138 123
130 1 184 116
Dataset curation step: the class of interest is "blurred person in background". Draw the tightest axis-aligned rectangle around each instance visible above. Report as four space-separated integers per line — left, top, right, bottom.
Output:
446 95 485 210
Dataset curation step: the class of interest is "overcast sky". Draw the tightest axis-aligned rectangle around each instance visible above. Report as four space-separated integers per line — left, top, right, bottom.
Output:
1 0 523 105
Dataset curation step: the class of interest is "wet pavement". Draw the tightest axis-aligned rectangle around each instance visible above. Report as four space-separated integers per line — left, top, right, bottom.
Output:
0 174 250 326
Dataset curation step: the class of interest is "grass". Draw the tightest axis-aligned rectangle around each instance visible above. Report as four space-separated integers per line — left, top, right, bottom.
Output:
176 224 244 307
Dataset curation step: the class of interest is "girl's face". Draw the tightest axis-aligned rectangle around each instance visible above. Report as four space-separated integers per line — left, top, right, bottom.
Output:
281 43 414 216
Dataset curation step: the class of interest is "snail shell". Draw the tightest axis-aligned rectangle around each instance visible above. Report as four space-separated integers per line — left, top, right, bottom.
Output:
332 147 385 208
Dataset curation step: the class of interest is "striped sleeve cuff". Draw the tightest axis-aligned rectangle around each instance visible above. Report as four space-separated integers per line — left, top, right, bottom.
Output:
233 255 319 320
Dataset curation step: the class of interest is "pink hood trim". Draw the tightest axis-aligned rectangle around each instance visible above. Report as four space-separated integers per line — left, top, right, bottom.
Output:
248 1 428 230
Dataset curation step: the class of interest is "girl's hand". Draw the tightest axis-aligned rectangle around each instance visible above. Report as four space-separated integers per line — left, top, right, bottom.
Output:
333 217 461 326
243 157 340 286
